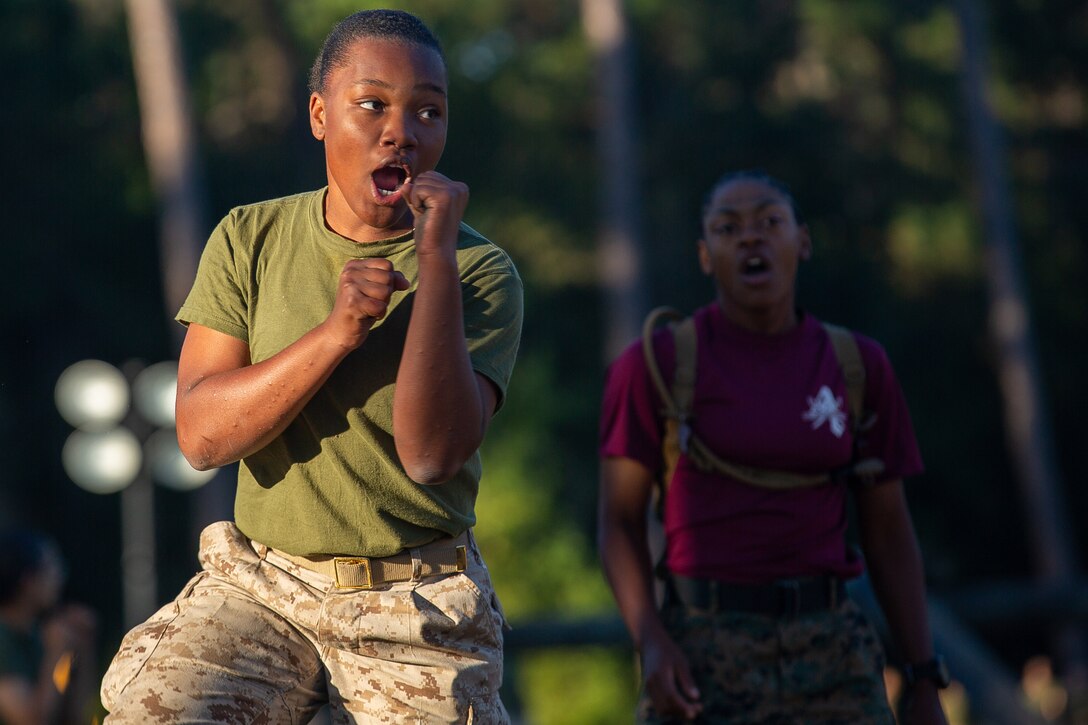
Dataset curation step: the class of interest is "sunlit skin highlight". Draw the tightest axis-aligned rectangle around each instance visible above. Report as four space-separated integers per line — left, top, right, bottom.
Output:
309 38 449 243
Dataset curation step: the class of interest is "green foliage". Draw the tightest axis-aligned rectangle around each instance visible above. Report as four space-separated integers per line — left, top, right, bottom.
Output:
886 201 978 292
514 649 638 725
476 352 615 615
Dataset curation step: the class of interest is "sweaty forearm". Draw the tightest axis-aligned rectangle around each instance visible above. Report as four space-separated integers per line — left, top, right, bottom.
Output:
177 324 350 469
393 251 486 483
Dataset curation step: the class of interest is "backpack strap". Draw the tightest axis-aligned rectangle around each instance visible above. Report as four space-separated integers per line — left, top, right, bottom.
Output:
686 437 831 490
642 307 687 503
642 307 686 422
671 316 698 447
822 323 864 426
641 308 833 495
821 322 886 485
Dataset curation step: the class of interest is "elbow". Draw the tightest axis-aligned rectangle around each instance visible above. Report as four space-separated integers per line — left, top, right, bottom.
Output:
176 427 224 471
402 460 461 486
395 427 481 485
185 455 218 473
178 442 218 472
398 444 469 486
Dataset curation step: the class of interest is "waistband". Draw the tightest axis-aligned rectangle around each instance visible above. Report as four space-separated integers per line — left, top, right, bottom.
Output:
267 531 470 590
668 574 846 618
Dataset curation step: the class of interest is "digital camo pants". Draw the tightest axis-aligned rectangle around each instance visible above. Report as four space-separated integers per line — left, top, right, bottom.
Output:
639 598 894 725
100 521 509 724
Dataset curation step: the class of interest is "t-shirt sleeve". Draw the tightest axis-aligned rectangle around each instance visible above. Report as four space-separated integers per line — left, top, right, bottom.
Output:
598 332 673 474
462 251 524 410
175 209 251 342
855 334 925 483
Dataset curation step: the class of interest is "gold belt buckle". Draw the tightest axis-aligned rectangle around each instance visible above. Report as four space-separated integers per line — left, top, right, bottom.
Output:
333 557 373 589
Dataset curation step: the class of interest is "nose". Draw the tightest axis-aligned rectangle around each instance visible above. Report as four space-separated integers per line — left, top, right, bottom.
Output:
737 220 762 245
382 111 417 150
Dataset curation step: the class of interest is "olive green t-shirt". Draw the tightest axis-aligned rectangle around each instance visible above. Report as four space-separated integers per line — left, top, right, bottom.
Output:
177 188 523 557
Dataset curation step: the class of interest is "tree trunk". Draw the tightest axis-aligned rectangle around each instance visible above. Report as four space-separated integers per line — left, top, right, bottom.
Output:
580 0 646 363
124 0 233 548
124 0 206 351
954 0 1082 676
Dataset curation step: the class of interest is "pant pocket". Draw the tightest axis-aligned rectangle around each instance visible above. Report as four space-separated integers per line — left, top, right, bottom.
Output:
100 573 203 711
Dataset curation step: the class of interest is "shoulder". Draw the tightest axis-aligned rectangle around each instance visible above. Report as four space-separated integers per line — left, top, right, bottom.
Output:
606 306 692 391
813 317 903 402
210 189 322 251
221 189 321 230
839 326 896 379
808 315 892 369
456 222 522 282
604 334 649 387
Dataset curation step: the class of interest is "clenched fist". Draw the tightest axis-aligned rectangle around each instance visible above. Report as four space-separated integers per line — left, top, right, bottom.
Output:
325 257 410 350
401 170 469 256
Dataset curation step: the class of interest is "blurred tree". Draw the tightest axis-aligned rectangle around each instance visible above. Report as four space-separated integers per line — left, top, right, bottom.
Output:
954 0 1084 687
954 0 1077 597
580 0 647 362
123 0 206 350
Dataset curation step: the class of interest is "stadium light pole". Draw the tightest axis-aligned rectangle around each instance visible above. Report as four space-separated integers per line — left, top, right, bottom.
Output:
55 359 214 629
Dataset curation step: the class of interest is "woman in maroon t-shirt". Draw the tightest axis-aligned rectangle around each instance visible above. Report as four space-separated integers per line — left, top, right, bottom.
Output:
598 171 948 724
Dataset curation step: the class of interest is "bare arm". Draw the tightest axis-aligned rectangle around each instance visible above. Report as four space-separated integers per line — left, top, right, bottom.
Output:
0 676 50 725
0 606 97 725
176 259 408 470
0 670 57 725
599 456 701 721
392 172 497 484
856 480 948 725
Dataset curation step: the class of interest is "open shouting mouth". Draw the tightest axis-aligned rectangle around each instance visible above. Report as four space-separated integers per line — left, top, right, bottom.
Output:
371 162 410 204
739 253 772 284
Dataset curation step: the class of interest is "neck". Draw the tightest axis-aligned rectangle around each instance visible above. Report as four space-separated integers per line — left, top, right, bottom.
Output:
322 187 413 244
718 299 800 335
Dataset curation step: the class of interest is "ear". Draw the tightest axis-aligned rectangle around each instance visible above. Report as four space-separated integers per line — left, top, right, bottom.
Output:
309 92 326 141
697 239 713 275
798 224 812 261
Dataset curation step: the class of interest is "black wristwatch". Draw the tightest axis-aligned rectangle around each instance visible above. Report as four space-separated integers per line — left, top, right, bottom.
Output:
902 654 951 689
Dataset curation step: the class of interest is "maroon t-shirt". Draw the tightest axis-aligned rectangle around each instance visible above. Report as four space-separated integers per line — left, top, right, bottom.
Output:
599 304 924 584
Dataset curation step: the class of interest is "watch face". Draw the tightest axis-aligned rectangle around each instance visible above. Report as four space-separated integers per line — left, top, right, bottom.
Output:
907 655 951 688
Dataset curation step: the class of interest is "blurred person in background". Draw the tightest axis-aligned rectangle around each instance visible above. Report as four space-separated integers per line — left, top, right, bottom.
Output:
99 8 522 724
598 170 947 724
0 529 98 725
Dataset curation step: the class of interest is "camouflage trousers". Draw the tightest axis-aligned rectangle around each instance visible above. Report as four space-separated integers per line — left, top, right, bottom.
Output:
100 521 509 724
639 597 894 724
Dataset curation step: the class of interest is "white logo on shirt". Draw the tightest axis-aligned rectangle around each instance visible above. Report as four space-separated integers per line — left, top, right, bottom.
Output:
803 385 848 438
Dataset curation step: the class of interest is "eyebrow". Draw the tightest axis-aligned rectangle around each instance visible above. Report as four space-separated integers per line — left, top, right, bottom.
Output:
709 198 788 216
352 78 447 96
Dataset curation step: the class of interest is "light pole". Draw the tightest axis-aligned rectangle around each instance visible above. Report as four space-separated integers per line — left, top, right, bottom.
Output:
55 359 214 629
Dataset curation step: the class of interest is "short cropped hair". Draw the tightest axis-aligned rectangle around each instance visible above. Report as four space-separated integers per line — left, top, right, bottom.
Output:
308 9 445 94
0 529 52 605
702 169 805 225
